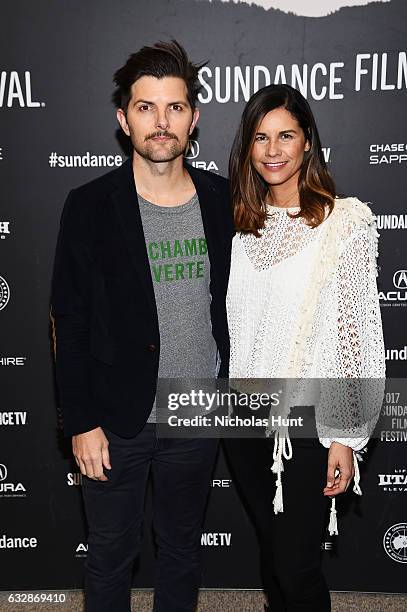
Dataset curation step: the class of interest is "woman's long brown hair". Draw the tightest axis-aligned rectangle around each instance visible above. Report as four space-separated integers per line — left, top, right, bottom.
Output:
229 84 336 235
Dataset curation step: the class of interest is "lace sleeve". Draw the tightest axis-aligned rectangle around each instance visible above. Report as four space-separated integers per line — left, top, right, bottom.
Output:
317 221 386 451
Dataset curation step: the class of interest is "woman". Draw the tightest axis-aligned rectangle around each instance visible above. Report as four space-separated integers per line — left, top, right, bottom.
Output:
224 84 385 611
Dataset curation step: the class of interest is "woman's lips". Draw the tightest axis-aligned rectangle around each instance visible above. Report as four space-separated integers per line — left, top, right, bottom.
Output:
263 161 288 172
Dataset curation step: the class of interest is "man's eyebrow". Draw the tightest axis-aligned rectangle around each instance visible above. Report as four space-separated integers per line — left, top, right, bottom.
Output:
132 99 154 105
132 99 188 106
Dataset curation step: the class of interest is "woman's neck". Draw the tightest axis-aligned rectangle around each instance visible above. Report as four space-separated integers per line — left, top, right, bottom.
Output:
266 187 300 208
266 175 300 208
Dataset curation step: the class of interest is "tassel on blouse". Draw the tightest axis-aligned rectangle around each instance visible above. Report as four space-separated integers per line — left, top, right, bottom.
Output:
328 450 363 536
328 498 338 536
271 428 292 514
352 450 362 495
271 436 363 535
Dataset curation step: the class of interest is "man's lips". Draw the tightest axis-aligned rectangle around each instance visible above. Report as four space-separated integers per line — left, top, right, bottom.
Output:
147 133 177 142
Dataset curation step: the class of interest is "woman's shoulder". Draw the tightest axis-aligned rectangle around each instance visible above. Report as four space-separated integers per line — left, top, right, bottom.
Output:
328 196 377 239
332 196 375 226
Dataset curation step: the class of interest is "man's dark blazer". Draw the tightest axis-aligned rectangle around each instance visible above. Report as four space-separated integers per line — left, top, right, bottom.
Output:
51 157 234 437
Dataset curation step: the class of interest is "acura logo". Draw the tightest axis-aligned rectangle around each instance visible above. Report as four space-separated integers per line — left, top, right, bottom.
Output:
0 464 8 481
184 139 200 160
393 270 407 289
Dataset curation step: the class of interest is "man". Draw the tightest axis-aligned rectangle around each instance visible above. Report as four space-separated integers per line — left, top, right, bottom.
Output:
51 40 233 612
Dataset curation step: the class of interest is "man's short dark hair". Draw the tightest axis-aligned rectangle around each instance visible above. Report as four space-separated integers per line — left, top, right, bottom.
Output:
113 40 205 112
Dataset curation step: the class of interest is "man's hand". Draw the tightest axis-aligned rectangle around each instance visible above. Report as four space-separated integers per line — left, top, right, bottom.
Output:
323 441 354 496
72 426 111 481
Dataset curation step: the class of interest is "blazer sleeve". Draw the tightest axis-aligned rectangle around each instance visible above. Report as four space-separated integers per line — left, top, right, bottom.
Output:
50 189 100 436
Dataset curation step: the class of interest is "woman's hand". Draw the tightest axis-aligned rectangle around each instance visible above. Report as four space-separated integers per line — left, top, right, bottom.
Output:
323 441 354 496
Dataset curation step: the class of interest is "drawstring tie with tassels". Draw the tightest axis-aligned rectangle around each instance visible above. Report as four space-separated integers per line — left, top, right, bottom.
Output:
271 427 292 514
271 428 363 535
327 450 362 535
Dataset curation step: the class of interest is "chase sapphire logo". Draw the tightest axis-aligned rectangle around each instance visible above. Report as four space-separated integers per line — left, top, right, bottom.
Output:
0 276 10 311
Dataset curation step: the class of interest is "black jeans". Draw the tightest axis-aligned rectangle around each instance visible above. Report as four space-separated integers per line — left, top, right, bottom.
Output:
223 431 331 612
81 423 218 612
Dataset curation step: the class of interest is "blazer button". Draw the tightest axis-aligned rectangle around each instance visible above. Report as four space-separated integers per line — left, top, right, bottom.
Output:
147 344 156 352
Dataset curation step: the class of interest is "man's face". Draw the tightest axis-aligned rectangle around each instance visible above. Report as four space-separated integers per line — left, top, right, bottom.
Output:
117 76 199 163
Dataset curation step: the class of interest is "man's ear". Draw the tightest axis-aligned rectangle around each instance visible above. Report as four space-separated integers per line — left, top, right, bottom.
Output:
116 108 130 137
189 108 200 135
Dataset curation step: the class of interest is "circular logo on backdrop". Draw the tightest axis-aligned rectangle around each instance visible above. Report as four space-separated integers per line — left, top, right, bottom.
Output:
0 464 8 481
0 276 10 311
393 270 407 289
383 523 407 563
184 140 200 160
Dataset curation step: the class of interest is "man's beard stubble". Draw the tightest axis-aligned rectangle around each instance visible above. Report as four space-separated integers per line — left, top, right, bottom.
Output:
135 131 187 163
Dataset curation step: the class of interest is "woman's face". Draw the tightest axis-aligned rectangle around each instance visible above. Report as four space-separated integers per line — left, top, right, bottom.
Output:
250 106 310 189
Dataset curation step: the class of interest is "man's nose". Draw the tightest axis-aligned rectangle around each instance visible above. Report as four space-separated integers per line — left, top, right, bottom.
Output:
156 109 169 130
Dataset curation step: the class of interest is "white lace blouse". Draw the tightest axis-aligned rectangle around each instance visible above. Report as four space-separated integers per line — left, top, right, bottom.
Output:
226 197 386 534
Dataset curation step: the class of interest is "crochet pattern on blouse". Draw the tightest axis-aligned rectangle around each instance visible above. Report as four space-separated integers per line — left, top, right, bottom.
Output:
226 197 386 533
227 197 385 384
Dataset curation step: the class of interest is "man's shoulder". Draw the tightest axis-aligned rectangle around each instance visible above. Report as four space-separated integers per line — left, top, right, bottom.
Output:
186 163 229 192
70 160 129 202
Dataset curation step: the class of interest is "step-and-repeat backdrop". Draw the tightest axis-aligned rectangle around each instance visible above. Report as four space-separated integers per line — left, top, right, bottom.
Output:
1 0 406 594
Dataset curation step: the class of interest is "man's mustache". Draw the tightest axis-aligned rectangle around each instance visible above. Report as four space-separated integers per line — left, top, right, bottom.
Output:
145 131 179 141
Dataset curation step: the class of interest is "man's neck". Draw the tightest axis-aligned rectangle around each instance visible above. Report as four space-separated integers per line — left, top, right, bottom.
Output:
132 154 195 207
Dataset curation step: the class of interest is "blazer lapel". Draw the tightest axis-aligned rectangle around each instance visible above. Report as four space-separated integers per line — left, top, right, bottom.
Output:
110 158 156 314
110 158 227 312
185 163 224 289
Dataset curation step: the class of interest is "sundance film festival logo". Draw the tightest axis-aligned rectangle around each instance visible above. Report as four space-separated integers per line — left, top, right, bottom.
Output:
0 222 11 239
201 532 231 546
0 534 38 549
377 214 407 230
378 469 407 492
0 411 27 426
385 346 407 362
67 472 82 486
383 523 407 564
0 276 10 310
379 270 407 306
48 151 123 169
0 464 26 498
0 71 45 108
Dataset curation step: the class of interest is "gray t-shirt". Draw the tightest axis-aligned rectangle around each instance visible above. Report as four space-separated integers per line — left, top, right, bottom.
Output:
138 192 218 422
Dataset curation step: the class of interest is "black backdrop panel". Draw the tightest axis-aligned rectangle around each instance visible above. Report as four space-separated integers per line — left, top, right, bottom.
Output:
1 0 406 592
